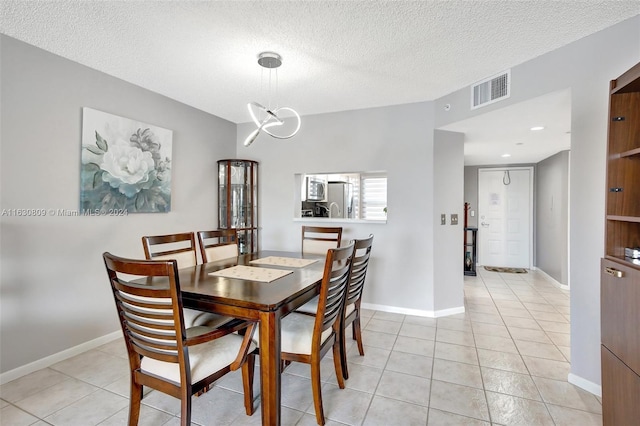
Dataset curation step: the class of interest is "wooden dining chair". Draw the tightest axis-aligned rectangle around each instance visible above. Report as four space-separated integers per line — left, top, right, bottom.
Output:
141 232 232 329
296 235 374 380
196 229 238 263
301 226 343 255
280 243 355 425
142 232 198 269
102 253 258 426
339 234 374 379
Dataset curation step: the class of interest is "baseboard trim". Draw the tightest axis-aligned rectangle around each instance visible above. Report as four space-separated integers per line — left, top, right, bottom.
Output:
568 372 602 397
361 303 465 318
532 267 570 290
0 331 121 385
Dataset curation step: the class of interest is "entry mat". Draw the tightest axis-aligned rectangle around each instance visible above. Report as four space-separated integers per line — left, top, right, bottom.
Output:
484 266 528 274
209 265 293 282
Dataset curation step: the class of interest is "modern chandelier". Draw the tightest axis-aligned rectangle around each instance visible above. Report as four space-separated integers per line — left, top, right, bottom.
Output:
244 52 301 147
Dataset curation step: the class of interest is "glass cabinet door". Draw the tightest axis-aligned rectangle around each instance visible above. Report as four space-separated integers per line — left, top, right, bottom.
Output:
218 160 258 254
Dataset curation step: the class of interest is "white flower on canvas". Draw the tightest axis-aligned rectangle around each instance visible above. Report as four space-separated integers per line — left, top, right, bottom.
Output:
80 108 173 213
100 138 156 197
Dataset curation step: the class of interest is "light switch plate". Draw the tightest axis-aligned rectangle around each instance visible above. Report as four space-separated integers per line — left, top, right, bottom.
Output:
441 214 446 225
451 214 458 225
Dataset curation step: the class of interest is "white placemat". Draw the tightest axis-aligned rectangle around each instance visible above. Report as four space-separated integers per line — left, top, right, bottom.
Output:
249 256 318 268
209 265 293 282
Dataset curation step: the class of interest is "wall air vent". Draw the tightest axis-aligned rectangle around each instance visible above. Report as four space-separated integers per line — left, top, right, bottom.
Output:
471 69 511 109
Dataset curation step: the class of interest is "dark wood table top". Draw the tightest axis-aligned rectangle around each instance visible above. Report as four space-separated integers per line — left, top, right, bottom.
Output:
176 250 325 312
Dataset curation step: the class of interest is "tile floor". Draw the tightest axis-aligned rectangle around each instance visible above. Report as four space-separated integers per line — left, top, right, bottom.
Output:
1 269 603 425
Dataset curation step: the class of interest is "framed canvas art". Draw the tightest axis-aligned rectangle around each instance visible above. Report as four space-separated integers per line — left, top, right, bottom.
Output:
80 108 173 213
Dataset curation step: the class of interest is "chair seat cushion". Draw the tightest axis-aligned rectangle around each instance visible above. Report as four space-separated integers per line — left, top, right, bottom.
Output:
141 332 255 384
295 297 355 318
280 313 333 355
294 296 319 314
183 309 233 329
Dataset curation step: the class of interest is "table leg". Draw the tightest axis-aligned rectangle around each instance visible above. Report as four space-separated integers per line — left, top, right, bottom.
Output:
259 310 281 425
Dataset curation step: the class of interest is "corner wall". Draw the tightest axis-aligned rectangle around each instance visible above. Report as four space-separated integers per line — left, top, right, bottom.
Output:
536 150 570 285
236 102 440 314
0 36 236 374
434 130 465 313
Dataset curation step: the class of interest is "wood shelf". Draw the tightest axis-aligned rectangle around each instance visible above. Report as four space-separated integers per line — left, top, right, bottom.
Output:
602 61 640 425
619 147 640 158
611 62 640 95
607 215 640 223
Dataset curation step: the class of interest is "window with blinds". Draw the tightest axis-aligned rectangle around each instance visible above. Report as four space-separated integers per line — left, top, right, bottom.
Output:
360 174 387 220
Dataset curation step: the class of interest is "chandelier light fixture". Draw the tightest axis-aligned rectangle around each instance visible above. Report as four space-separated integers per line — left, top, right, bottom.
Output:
244 52 301 147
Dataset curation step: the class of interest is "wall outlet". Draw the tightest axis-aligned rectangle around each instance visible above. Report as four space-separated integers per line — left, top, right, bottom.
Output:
451 214 458 225
441 214 446 225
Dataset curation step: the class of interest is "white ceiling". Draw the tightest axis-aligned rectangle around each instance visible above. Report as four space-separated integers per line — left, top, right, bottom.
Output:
442 88 572 166
1 1 638 164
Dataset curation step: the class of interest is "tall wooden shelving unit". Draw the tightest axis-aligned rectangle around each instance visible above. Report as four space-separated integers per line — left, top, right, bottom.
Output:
601 62 640 425
218 159 258 254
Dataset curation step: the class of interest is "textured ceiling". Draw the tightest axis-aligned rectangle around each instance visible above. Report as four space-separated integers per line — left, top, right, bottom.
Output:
2 0 639 126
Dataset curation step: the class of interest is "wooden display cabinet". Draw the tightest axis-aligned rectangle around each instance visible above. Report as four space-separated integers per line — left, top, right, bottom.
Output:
218 159 258 254
601 62 640 424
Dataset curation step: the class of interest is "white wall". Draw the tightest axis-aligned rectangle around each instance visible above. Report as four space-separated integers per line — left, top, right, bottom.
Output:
0 36 236 374
433 130 465 312
435 16 640 391
536 150 570 285
236 103 442 314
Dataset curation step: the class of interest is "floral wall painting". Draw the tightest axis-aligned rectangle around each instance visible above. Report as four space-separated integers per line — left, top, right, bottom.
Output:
81 108 173 213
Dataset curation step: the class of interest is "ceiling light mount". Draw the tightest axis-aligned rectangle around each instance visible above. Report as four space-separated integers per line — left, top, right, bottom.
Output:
244 51 301 147
257 52 282 69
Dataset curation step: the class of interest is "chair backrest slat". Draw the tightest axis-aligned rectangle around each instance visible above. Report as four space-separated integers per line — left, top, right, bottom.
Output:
197 229 239 263
315 244 355 333
103 253 188 369
345 235 374 306
142 233 197 268
302 226 343 255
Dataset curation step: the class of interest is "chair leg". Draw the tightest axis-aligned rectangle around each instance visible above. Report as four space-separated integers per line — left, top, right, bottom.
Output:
179 390 192 426
310 356 326 425
280 359 292 372
332 341 345 389
353 316 365 356
128 377 142 426
242 353 256 415
339 323 349 380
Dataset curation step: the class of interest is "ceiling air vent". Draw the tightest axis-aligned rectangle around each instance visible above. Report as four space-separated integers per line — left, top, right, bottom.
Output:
471 69 511 109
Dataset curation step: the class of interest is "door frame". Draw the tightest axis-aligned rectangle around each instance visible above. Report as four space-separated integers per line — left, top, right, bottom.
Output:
477 166 534 269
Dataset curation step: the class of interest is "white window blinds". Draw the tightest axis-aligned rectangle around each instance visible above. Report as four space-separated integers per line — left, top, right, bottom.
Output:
360 174 387 220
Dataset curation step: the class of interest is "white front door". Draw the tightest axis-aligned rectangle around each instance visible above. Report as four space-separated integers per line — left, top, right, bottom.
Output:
478 168 533 268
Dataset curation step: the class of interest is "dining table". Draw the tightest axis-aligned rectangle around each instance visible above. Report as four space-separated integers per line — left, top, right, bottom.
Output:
176 250 326 426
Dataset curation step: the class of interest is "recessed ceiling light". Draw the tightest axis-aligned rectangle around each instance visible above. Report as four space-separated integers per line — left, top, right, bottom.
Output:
530 126 545 131
516 142 524 145
501 153 511 158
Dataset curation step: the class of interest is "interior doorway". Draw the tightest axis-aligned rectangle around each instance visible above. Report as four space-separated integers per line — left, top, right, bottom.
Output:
477 167 533 269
